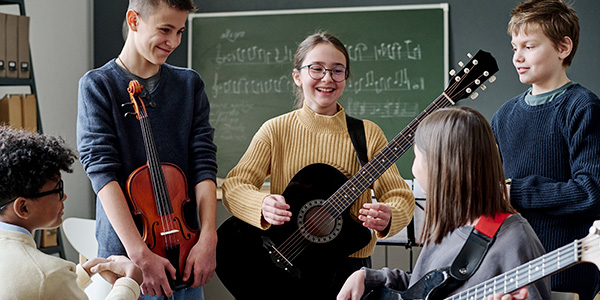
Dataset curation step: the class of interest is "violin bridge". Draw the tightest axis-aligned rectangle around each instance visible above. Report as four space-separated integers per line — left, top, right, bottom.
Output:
160 229 180 236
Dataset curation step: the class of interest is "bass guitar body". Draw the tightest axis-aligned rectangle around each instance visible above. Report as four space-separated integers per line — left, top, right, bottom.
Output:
216 163 372 300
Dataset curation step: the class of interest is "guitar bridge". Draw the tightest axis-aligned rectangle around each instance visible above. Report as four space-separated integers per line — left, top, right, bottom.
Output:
261 236 301 278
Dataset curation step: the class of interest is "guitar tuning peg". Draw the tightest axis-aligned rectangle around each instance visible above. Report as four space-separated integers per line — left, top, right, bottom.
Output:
124 112 137 118
470 92 479 100
481 84 487 91
458 61 464 67
489 75 497 83
467 53 473 59
449 69 456 76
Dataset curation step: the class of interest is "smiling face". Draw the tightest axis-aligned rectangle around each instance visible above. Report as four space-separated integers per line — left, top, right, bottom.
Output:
131 1 188 67
292 43 347 116
511 25 571 94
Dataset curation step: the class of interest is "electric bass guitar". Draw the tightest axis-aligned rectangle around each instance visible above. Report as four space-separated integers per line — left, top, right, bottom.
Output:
216 50 499 299
362 220 600 300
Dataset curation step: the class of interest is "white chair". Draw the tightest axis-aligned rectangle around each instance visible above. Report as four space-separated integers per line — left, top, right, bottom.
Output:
62 217 112 300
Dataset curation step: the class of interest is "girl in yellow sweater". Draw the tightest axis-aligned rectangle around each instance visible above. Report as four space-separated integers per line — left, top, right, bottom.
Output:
218 32 415 299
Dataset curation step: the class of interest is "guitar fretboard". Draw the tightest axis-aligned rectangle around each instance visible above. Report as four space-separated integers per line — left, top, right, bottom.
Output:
445 240 581 299
323 94 454 217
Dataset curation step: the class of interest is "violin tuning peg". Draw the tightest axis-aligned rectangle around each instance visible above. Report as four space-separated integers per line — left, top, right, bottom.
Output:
489 75 497 83
148 102 156 108
458 61 464 67
470 92 479 100
467 53 473 59
449 69 456 76
121 102 133 107
124 112 137 118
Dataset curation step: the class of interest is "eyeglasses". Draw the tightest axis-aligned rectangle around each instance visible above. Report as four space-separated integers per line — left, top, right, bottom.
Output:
298 64 348 82
0 180 64 210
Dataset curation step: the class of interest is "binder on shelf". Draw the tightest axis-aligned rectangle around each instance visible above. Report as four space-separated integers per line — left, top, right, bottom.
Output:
0 13 6 78
21 94 37 132
17 15 29 79
5 13 18 79
0 94 23 128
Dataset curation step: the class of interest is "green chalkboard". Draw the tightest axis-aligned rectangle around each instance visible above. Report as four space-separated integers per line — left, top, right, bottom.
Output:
189 5 448 178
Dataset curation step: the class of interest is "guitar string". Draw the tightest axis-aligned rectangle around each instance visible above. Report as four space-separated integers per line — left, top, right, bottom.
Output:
274 65 485 263
444 235 600 300
275 68 481 263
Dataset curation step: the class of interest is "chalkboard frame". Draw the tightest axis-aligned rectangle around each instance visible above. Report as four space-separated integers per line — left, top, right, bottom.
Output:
188 4 449 179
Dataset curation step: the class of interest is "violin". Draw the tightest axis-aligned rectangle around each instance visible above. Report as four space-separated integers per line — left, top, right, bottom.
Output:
124 80 199 291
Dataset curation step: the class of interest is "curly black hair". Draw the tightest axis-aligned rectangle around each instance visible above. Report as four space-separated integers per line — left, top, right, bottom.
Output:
0 126 77 208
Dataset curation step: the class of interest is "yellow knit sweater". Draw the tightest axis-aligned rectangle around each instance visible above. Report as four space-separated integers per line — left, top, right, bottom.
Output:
222 104 415 257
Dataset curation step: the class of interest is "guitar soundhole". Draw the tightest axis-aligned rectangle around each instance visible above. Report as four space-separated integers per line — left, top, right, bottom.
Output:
297 199 343 244
305 207 335 236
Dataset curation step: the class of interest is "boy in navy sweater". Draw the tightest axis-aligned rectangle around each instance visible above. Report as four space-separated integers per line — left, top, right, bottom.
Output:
77 0 218 299
491 1 600 299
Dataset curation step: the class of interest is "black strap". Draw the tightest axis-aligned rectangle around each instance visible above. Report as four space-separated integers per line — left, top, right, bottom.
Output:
449 213 511 281
345 114 368 166
449 228 495 281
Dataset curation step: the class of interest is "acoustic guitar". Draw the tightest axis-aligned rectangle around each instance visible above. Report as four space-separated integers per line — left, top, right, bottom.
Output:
216 50 499 299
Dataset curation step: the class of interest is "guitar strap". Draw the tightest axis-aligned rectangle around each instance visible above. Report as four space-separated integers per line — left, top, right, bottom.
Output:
449 212 512 281
345 114 368 166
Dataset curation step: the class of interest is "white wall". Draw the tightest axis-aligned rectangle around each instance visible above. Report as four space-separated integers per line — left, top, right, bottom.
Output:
0 0 94 262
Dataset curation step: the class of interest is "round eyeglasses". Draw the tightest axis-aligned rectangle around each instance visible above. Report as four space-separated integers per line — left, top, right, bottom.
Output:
0 179 64 210
298 64 348 82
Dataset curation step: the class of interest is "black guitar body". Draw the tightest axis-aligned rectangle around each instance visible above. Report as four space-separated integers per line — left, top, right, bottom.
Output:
216 163 373 300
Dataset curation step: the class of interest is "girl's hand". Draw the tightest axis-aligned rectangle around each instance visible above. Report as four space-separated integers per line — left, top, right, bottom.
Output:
262 194 292 225
337 269 366 300
359 203 392 232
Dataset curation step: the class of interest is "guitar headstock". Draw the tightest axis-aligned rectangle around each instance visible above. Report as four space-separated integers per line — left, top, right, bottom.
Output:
445 50 499 103
581 220 600 270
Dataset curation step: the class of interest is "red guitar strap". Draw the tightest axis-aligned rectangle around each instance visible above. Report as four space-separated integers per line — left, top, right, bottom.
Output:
474 212 512 239
449 212 513 282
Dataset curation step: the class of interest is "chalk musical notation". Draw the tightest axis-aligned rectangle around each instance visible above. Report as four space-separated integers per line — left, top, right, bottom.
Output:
190 5 447 177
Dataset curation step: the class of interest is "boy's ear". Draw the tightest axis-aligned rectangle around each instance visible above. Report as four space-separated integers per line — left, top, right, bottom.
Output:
126 9 139 32
12 197 31 219
557 36 573 60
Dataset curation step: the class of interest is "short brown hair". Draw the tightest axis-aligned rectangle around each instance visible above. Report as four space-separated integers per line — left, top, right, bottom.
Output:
129 0 197 19
415 107 513 245
508 0 579 66
292 32 350 109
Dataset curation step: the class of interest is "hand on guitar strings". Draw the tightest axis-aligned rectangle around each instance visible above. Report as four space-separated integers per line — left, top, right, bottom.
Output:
359 203 392 232
262 194 292 225
483 287 529 300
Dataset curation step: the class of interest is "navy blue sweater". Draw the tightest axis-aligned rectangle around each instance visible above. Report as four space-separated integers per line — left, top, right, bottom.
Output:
77 60 217 256
491 83 600 300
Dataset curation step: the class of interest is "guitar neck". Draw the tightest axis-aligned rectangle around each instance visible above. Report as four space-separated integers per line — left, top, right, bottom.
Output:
324 93 455 217
445 240 581 299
